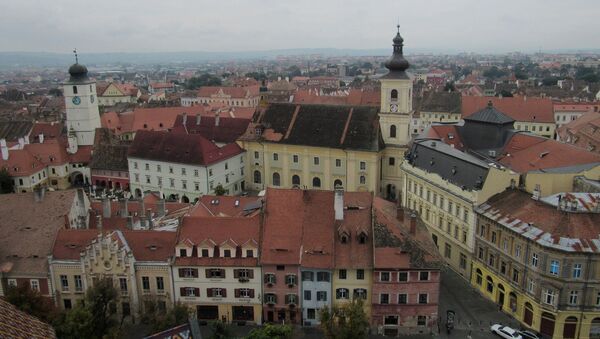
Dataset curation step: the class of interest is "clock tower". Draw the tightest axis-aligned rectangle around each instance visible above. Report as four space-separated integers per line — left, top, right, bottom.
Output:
379 26 413 201
62 54 101 147
379 25 413 146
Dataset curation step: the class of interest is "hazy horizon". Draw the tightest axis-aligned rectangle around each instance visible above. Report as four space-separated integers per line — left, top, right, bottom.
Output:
1 0 599 55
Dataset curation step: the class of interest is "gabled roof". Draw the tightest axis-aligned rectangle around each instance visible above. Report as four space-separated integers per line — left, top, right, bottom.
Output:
197 86 260 99
128 130 243 166
333 192 373 269
462 96 554 123
171 114 251 144
0 298 56 339
0 121 33 141
241 103 384 152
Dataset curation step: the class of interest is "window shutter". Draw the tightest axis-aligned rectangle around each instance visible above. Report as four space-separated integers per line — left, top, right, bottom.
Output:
207 288 213 297
248 270 254 279
205 269 211 278
180 287 186 296
191 269 198 278
194 288 200 297
250 289 255 298
222 289 227 297
264 274 268 283
221 269 226 278
178 268 185 278
234 269 240 278
235 289 240 298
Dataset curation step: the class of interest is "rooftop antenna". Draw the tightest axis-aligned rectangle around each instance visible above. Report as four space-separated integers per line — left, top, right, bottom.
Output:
73 48 78 64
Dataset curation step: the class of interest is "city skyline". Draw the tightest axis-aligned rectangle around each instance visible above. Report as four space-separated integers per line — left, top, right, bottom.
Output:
1 0 599 54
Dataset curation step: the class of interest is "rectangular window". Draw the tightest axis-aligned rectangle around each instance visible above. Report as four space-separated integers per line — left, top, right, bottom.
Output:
488 253 495 267
491 231 497 244
194 169 199 177
304 290 311 300
317 291 327 301
512 269 519 283
273 153 279 161
444 243 451 259
156 277 164 291
316 272 330 282
549 260 560 276
531 253 538 268
417 316 427 326
569 291 578 305
181 168 186 175
573 264 582 279
380 272 390 282
170 178 175 187
359 161 366 170
142 276 150 290
398 294 407 304
156 164 161 172
500 261 507 275
313 157 320 165
293 155 299 163
527 279 535 294
380 293 389 304
74 275 83 291
169 166 173 174
418 293 428 304
30 279 39 292
182 180 187 189
145 163 149 170
398 272 408 282
254 151 259 159
478 247 484 260
460 253 467 269
419 272 430 281
356 269 365 280
120 278 128 292
543 289 556 305
335 159 341 167
302 271 314 281
338 269 347 280
515 245 521 258
60 275 69 291
307 309 316 319
384 315 398 325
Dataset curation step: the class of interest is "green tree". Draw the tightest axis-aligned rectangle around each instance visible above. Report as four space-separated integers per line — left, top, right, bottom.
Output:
0 168 14 193
53 302 95 339
186 74 222 89
142 299 190 333
214 184 226 196
4 284 57 323
245 72 267 81
319 299 369 339
247 324 293 339
85 278 119 337
286 65 302 77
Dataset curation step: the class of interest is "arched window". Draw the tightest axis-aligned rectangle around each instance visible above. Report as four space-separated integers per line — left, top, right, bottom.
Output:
334 179 343 188
476 269 483 286
391 89 398 100
272 172 280 186
253 170 261 184
360 176 366 185
292 175 300 186
486 276 494 293
312 177 321 188
390 125 397 138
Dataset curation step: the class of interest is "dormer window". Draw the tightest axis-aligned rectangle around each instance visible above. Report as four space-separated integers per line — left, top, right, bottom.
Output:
246 249 254 258
179 248 187 257
223 249 231 258
340 234 349 244
201 249 209 257
358 231 368 244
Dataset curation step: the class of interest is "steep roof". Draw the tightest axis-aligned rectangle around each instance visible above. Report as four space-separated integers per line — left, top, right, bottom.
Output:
333 192 373 269
417 91 461 113
123 230 177 261
128 130 243 166
0 121 33 141
462 96 554 123
463 102 515 125
171 114 251 144
89 144 129 171
0 298 56 339
190 195 262 217
241 103 384 152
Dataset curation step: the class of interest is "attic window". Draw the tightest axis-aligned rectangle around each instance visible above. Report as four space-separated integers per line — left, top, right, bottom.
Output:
149 245 157 251
340 234 349 244
451 166 457 175
67 244 78 249
358 232 368 244
448 133 454 139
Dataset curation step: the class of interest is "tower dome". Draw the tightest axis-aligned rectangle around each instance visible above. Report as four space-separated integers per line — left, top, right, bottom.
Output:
68 63 89 82
384 25 410 75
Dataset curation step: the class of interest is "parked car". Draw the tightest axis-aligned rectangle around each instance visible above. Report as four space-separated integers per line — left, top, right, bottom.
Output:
491 324 523 339
518 330 541 339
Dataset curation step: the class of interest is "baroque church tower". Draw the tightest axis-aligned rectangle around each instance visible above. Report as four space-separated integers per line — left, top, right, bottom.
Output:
379 26 414 201
62 52 101 147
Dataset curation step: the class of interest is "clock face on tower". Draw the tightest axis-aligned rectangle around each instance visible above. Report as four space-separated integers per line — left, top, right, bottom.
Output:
72 96 81 105
389 103 398 113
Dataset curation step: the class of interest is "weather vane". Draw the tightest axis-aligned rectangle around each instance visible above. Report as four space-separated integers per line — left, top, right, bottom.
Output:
73 48 78 64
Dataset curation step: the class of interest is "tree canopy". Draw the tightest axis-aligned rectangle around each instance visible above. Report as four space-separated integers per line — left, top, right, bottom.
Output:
247 324 293 339
186 74 222 89
0 168 14 194
319 299 369 339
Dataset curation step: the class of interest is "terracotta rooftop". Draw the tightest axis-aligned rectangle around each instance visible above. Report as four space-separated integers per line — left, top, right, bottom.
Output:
0 298 56 339
462 96 554 123
128 130 244 166
333 192 374 269
189 195 262 217
197 85 260 99
477 189 600 253
171 114 251 144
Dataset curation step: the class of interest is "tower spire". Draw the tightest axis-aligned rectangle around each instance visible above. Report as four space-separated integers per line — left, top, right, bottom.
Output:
73 48 78 64
384 26 409 73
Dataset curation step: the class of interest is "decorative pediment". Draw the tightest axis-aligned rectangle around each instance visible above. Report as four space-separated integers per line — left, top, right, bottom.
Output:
220 238 238 248
241 239 258 249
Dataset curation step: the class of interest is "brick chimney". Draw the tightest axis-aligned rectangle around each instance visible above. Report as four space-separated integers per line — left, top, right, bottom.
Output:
120 199 128 217
410 213 417 235
196 114 201 126
334 186 344 221
158 199 166 217
182 112 187 126
1 139 9 160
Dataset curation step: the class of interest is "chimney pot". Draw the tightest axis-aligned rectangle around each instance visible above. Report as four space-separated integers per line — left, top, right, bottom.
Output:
334 187 344 221
102 197 111 218
196 114 201 125
410 213 417 235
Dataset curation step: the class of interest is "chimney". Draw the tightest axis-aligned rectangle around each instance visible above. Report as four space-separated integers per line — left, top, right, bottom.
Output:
102 197 111 218
158 199 166 217
126 216 133 230
120 199 128 217
140 197 146 217
96 214 102 230
18 137 25 149
334 187 344 221
0 139 8 160
38 133 44 144
147 208 153 228
196 114 201 126
215 112 220 127
410 213 417 235
397 207 404 222
182 112 188 126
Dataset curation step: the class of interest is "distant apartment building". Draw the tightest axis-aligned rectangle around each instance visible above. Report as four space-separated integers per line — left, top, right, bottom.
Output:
96 82 141 106
149 82 175 94
181 86 260 108
414 91 462 134
128 130 245 201
554 102 600 128
557 111 600 154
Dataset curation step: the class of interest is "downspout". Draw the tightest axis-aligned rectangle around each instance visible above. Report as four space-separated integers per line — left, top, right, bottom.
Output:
576 253 592 339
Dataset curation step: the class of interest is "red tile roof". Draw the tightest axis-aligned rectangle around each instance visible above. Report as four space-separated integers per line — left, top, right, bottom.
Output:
197 86 260 99
190 195 262 217
334 192 373 269
30 122 63 141
52 229 100 259
0 298 56 339
300 190 335 269
292 89 380 107
171 114 251 144
498 133 600 173
425 125 465 150
128 130 244 166
462 96 554 123
123 230 177 261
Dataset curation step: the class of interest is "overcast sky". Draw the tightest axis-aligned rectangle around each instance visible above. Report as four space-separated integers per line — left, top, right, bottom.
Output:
1 0 599 54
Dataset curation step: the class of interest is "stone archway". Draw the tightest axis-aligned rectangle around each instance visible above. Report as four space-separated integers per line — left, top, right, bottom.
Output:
590 317 600 339
540 312 556 338
497 283 505 308
70 171 84 187
181 195 190 203
563 316 577 339
523 302 533 326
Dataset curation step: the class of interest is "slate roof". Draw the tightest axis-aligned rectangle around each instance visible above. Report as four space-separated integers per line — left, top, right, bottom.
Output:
406 139 490 190
90 144 129 171
241 103 384 152
463 102 515 125
417 91 461 113
0 298 56 339
128 130 244 166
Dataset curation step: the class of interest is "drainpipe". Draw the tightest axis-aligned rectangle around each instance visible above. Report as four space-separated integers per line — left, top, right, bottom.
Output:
576 253 592 339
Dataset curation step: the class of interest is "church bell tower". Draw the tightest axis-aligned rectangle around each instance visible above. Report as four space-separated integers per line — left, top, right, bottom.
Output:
62 50 101 147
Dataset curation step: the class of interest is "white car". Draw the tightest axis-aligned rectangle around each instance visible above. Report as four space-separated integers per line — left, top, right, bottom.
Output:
491 324 523 339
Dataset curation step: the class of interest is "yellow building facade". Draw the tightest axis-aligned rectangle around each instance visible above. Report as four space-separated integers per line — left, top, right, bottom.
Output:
332 268 373 317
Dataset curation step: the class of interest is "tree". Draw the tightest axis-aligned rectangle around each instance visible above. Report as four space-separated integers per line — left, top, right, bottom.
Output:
142 300 190 333
542 77 559 86
214 184 226 196
85 278 119 337
53 302 95 339
286 66 302 78
186 74 222 89
319 299 369 339
4 284 57 323
209 320 232 339
247 324 293 339
0 168 14 193
483 66 508 79
443 82 456 92
245 72 267 81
